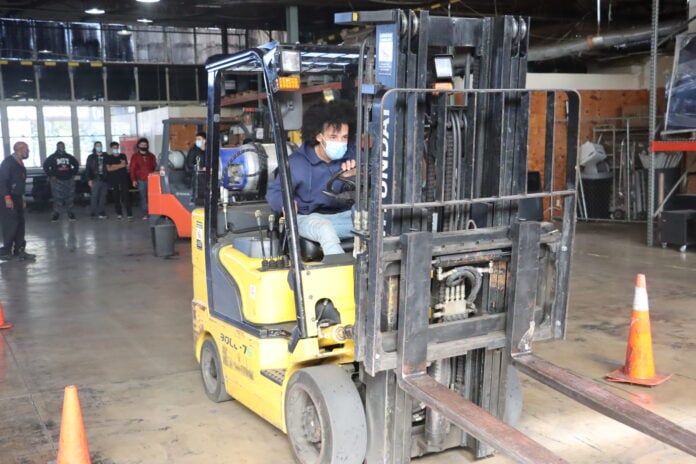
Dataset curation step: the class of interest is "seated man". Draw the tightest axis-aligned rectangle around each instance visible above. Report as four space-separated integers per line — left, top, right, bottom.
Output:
266 100 356 256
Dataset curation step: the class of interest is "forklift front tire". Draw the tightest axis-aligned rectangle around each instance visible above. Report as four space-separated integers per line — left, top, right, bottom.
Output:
200 339 232 403
285 365 366 464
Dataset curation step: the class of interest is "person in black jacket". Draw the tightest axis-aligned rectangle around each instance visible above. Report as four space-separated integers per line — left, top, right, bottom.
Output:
0 141 36 261
43 141 79 221
185 131 206 204
85 141 108 219
105 142 133 220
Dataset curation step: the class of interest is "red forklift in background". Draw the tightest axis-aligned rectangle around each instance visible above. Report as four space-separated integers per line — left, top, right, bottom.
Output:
148 115 288 256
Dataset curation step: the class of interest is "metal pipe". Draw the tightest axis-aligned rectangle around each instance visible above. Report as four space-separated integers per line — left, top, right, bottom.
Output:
528 21 680 62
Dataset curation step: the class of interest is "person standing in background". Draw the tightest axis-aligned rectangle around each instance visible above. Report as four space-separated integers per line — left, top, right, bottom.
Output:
105 142 133 220
43 141 79 222
0 141 36 261
129 137 157 219
85 141 109 219
185 131 206 205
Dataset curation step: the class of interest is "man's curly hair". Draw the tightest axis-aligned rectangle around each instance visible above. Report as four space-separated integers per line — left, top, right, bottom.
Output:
301 100 355 147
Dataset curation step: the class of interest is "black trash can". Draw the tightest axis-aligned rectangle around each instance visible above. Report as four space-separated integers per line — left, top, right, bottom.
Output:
581 174 612 219
151 216 177 257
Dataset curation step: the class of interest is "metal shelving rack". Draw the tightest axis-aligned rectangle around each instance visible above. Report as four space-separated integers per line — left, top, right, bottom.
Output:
647 0 660 246
647 0 695 245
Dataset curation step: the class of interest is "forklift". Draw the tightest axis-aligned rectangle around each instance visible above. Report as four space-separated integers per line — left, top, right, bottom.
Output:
149 116 290 253
191 9 696 463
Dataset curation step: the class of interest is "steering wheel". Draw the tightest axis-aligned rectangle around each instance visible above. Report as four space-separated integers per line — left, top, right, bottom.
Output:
322 168 356 205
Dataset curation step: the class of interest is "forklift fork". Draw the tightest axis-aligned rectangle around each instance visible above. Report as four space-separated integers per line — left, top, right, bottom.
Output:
395 227 696 462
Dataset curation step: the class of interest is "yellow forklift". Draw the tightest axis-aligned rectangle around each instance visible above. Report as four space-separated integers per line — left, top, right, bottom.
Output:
191 9 696 464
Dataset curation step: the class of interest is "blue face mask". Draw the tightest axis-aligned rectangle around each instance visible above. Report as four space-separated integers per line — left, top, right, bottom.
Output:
195 140 204 149
323 140 348 161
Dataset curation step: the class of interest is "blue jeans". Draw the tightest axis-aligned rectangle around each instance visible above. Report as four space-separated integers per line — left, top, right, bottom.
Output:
296 210 353 255
137 180 148 215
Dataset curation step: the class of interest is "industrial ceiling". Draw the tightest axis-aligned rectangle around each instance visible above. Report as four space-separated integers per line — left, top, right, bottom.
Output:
0 0 689 63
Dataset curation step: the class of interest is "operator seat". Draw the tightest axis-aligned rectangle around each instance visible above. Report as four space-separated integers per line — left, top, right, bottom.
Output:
299 237 354 262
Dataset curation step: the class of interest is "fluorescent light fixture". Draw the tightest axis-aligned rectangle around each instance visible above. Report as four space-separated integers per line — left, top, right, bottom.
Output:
136 0 160 2
39 49 52 54
137 18 153 23
433 55 453 80
20 78 33 83
279 50 301 74
117 29 132 36
85 7 105 14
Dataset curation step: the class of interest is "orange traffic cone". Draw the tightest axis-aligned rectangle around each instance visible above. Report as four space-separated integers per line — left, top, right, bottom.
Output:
56 385 91 464
0 301 12 329
607 274 671 387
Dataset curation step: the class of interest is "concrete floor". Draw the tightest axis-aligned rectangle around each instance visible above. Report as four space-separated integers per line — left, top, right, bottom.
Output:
0 210 694 464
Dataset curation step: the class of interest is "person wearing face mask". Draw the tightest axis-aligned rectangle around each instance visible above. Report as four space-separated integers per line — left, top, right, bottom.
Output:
129 137 157 219
105 142 133 220
43 141 79 222
85 141 109 219
0 141 36 261
266 100 356 256
185 131 207 204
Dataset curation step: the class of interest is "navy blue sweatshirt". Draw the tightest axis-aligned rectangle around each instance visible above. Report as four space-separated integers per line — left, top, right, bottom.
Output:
266 142 354 215
0 155 27 198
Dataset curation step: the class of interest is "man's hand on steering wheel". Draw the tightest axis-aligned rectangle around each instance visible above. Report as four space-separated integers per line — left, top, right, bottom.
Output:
340 159 356 178
324 160 356 205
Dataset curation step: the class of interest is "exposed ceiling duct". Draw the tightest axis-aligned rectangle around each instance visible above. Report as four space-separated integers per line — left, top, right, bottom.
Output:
528 21 683 62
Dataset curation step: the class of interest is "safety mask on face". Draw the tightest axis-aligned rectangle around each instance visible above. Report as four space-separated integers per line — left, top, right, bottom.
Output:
22 151 29 160
195 140 204 149
95 147 102 154
322 139 348 161
111 149 119 155
138 146 148 152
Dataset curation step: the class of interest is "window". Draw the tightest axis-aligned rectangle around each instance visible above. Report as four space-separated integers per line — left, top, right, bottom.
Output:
76 106 105 163
106 64 135 100
195 28 222 63
169 66 198 101
2 62 37 100
167 27 194 64
227 28 246 53
110 106 137 139
37 63 71 100
35 21 69 60
0 111 4 156
0 19 33 59
70 23 101 60
103 24 134 62
198 67 207 103
73 64 104 101
43 106 74 159
138 64 166 101
7 106 40 167
135 26 165 62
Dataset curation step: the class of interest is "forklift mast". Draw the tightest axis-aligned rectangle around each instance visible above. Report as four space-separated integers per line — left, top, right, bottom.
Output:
332 9 583 461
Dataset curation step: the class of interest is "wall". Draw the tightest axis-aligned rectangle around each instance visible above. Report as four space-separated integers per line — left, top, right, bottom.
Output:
527 73 641 90
527 89 657 200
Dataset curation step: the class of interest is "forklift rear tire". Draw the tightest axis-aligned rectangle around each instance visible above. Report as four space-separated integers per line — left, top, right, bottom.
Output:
285 365 366 464
200 339 232 403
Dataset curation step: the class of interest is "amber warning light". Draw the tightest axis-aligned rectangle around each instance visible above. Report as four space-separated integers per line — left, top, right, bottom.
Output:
276 76 301 91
